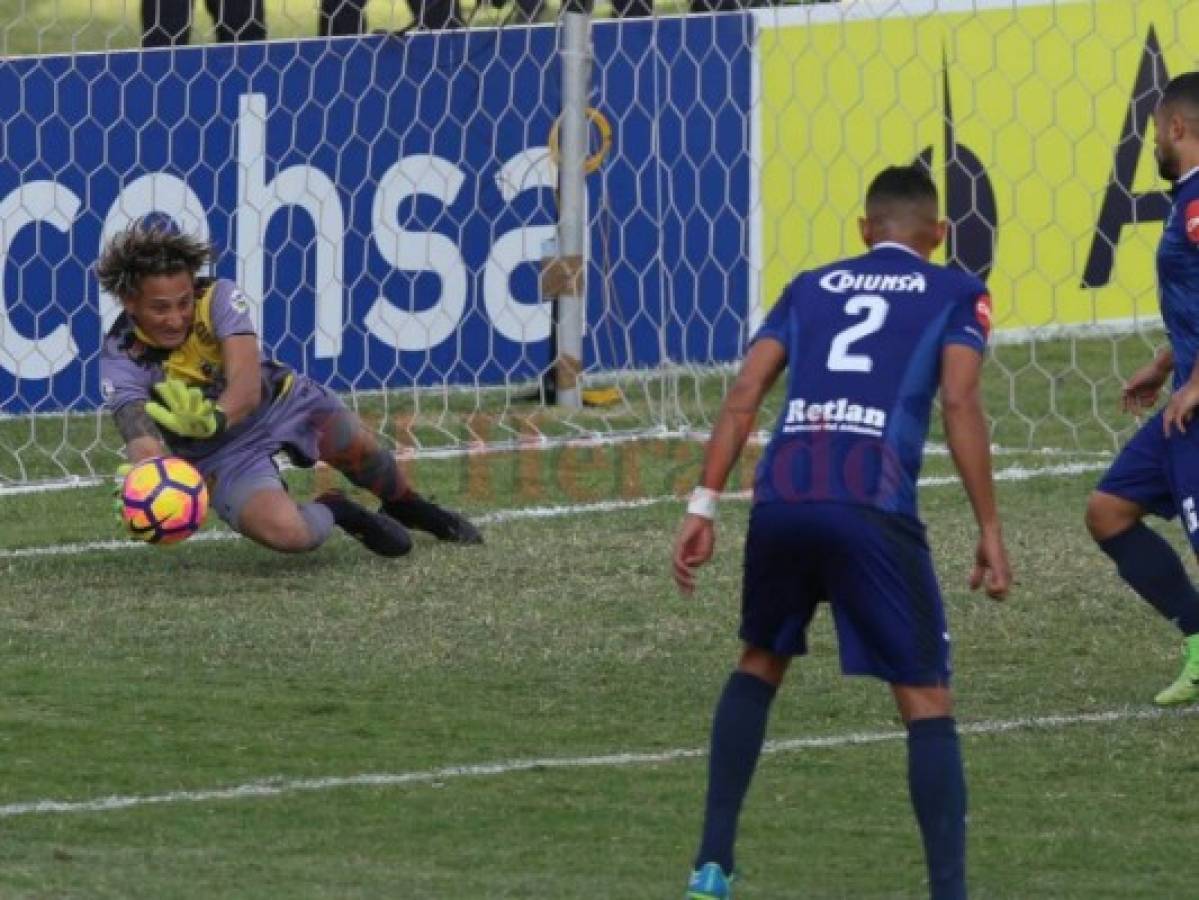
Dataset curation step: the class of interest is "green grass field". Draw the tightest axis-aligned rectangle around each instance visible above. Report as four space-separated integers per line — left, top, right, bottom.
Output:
0 4 1192 896
3 436 1199 898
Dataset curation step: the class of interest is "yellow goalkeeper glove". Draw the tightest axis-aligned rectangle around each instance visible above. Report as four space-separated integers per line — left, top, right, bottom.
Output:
146 379 227 439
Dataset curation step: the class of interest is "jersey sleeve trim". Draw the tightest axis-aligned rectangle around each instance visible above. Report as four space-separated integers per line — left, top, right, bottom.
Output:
749 331 788 352
942 333 987 354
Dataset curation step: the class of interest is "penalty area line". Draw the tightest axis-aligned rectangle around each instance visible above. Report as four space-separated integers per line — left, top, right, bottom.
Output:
0 440 1111 499
0 704 1193 819
0 460 1109 561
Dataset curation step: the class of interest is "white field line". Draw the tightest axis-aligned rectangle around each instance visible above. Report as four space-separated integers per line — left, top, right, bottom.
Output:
0 475 107 497
0 439 1111 498
0 704 1193 820
0 460 1109 561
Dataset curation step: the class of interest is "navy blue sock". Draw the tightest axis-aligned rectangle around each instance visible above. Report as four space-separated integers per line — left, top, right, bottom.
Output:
908 716 967 900
1098 522 1199 634
694 671 777 873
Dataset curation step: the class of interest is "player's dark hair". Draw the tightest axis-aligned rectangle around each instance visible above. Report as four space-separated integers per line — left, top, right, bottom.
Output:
865 165 939 216
1161 72 1199 117
95 221 213 298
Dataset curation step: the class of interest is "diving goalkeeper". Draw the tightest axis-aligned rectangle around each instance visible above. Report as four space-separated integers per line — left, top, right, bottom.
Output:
98 222 482 556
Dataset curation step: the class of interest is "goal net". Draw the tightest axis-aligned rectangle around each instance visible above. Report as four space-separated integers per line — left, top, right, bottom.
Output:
0 0 1195 487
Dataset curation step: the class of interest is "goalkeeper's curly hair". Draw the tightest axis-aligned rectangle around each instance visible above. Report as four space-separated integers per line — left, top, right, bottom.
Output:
96 221 214 299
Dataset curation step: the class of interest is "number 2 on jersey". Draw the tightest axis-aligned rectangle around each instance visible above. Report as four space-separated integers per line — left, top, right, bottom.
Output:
827 293 889 373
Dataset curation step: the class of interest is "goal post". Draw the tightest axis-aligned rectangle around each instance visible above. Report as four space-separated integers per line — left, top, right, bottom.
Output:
0 12 754 486
551 7 591 409
0 0 1197 488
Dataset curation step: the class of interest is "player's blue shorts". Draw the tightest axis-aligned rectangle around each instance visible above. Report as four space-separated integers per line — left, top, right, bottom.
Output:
740 501 951 685
1096 409 1199 548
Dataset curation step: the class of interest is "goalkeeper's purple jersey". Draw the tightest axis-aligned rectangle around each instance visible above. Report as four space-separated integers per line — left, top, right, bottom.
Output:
1158 167 1199 389
752 243 990 520
99 278 293 459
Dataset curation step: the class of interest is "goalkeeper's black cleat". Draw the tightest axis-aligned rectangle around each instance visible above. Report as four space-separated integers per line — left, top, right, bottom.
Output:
383 494 483 545
315 490 413 558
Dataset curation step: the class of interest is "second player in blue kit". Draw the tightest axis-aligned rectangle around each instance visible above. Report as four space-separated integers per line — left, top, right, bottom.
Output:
1086 72 1199 706
674 164 1012 900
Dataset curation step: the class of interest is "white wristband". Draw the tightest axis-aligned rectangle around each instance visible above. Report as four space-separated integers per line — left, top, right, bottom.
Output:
686 486 719 520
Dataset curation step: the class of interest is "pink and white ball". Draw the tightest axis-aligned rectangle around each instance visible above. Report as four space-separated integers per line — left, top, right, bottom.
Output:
121 456 208 545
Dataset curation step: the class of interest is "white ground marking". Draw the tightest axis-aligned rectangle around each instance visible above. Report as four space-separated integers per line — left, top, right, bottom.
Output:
0 456 1125 818
0 459 1108 561
0 438 1112 500
0 705 1192 819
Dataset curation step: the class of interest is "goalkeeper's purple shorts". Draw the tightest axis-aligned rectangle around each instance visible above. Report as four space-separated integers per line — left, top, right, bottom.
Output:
192 375 351 529
1097 408 1199 549
739 500 951 685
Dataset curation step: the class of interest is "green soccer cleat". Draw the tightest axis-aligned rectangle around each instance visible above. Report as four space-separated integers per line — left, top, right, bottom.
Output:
686 862 734 900
1154 635 1199 707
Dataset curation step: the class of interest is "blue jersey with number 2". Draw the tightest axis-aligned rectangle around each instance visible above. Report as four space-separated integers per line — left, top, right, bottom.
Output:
752 243 990 520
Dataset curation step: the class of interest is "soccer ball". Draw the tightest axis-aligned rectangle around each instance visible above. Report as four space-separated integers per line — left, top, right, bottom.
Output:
121 456 208 545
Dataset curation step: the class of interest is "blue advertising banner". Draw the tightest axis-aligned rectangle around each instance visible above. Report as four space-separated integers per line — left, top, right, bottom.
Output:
0 16 751 413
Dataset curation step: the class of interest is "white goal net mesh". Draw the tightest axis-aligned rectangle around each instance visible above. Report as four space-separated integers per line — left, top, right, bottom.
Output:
0 0 1195 486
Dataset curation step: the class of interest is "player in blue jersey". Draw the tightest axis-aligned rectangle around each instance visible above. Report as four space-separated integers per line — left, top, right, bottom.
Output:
1086 72 1199 706
673 165 1011 900
98 222 482 556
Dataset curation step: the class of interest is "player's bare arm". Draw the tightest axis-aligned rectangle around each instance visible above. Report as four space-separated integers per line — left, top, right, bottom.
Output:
698 338 787 491
113 401 167 463
672 338 786 595
940 343 1011 600
1123 347 1174 413
216 333 264 427
1163 355 1199 436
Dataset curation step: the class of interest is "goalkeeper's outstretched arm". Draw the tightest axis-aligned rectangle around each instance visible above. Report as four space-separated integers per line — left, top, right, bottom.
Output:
113 401 167 463
215 333 263 428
